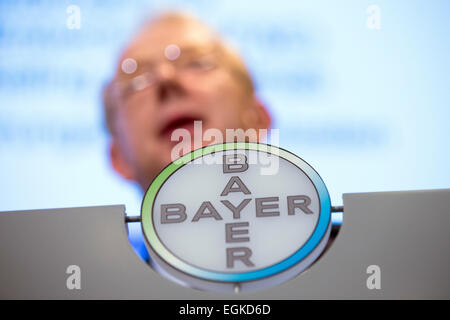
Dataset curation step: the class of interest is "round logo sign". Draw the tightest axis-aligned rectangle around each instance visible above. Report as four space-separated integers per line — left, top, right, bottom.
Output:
141 142 332 292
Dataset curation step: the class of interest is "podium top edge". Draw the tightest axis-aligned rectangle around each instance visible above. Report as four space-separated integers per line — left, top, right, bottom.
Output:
0 204 126 215
343 188 450 198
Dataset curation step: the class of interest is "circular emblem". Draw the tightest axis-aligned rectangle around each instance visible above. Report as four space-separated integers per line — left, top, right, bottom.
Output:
141 142 332 292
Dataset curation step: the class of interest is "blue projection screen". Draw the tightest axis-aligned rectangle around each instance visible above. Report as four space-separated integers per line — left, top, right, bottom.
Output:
1 0 449 258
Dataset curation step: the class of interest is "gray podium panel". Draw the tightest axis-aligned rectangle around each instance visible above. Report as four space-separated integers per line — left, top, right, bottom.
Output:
1 189 449 299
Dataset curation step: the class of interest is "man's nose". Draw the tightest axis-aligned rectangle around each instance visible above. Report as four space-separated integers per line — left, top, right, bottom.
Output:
154 63 176 81
153 63 185 104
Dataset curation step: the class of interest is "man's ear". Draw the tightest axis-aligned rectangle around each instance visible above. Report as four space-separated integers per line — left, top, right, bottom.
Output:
109 140 136 181
253 96 272 130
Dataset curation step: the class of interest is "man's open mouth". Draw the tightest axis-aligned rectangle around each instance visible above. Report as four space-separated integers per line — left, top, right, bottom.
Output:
159 115 203 139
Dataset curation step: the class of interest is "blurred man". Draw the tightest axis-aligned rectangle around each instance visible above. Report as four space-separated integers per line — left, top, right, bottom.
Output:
103 12 271 191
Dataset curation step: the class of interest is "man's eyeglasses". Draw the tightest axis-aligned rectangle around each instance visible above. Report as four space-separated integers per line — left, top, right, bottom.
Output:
113 52 219 101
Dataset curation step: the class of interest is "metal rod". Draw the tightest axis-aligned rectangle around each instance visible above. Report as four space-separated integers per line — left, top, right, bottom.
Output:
331 205 344 212
125 215 141 223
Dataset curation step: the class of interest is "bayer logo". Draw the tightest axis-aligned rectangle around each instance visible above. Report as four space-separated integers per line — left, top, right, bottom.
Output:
141 143 333 292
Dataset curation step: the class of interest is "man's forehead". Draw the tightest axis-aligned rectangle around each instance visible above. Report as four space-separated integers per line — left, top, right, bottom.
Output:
119 19 218 64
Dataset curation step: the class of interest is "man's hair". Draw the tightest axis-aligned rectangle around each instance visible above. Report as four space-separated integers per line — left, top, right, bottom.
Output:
102 12 255 136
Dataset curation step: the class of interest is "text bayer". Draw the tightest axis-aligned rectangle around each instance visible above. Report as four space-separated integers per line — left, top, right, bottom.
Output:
223 304 270 315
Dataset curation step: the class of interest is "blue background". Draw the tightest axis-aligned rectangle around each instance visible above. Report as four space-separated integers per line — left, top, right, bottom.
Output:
1 0 449 257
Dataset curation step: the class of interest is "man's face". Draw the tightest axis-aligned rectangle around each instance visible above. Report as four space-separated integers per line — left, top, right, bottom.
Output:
110 19 269 190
